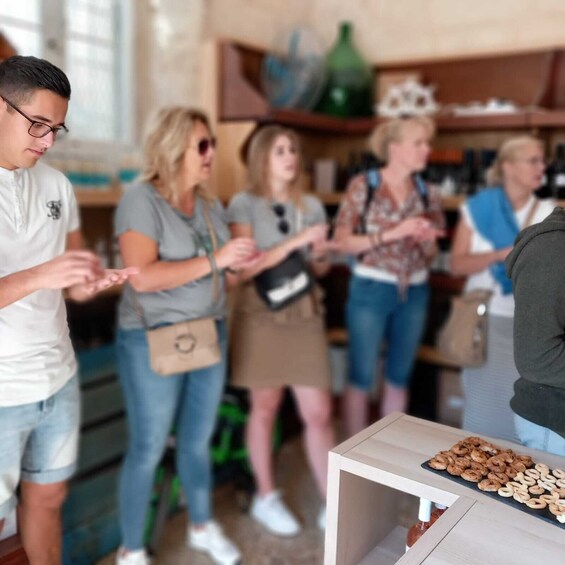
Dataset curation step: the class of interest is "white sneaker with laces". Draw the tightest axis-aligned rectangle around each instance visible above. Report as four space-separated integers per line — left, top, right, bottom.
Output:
188 520 241 565
318 505 326 531
115 547 150 565
250 490 301 536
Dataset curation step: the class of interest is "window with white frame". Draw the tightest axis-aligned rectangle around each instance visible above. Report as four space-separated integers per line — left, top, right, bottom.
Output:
0 0 132 146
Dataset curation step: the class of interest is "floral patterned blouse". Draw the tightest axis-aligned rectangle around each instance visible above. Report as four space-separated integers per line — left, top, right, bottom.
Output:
335 173 445 288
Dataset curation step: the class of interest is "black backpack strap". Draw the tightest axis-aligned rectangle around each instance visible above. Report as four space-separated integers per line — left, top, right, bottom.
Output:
358 171 428 235
359 168 380 234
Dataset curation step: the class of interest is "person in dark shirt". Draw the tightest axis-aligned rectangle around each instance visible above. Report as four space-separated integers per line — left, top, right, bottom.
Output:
505 207 565 455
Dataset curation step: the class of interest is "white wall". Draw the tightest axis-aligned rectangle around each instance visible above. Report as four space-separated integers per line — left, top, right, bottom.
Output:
207 0 565 62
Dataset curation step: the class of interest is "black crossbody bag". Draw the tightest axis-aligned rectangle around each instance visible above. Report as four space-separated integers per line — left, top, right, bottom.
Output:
254 207 314 311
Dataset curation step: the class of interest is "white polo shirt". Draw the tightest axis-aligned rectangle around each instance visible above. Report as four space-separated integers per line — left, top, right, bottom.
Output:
0 161 79 406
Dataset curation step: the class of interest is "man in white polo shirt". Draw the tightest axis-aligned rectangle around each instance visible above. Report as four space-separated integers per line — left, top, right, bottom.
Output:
0 55 134 564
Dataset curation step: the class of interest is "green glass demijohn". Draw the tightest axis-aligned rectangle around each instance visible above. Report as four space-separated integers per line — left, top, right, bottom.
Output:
315 21 374 117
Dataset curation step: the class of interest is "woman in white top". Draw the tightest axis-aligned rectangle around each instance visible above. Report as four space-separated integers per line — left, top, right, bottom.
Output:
451 135 555 443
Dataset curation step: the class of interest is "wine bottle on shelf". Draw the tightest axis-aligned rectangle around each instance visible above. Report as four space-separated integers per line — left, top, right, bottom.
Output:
94 239 109 269
440 149 462 197
550 144 565 200
406 498 432 552
459 148 476 194
536 158 552 199
315 21 374 117
346 151 361 179
360 150 380 174
423 149 445 194
430 502 447 525
475 148 497 192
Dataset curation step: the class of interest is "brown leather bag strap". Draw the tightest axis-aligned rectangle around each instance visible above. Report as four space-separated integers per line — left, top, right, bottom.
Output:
201 199 220 303
523 198 540 229
130 290 150 331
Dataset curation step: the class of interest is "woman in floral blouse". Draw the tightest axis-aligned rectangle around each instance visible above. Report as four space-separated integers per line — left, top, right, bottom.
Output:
334 116 445 437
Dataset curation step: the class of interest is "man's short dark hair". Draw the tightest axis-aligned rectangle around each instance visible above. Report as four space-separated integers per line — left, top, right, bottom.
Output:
0 55 71 105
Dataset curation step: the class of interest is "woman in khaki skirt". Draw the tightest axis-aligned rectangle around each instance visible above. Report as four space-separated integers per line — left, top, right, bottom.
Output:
227 125 335 536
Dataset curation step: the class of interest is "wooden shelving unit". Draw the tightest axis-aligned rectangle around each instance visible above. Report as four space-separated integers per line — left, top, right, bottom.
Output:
314 193 345 206
528 109 565 128
434 112 530 131
325 413 565 564
224 107 565 135
75 188 122 207
259 108 377 135
217 39 565 135
316 192 464 211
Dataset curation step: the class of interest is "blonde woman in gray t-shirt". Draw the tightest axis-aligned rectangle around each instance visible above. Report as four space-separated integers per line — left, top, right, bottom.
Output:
227 125 336 535
114 108 258 565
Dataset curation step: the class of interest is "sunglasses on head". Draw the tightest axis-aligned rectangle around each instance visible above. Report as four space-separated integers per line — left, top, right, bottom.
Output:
272 203 290 234
196 137 216 156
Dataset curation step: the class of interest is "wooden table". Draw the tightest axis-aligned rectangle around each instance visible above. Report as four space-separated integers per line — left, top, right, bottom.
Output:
325 413 565 564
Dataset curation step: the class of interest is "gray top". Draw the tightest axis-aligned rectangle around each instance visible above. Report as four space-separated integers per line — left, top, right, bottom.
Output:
115 182 229 329
226 191 326 249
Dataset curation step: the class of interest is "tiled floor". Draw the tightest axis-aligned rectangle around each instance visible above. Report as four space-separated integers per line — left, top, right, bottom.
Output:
96 419 422 565
96 437 326 564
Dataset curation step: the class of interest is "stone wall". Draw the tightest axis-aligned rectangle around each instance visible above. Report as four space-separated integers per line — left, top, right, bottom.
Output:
207 0 565 62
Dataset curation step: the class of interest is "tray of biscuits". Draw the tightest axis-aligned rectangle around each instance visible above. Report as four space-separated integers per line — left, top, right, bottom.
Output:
422 436 565 529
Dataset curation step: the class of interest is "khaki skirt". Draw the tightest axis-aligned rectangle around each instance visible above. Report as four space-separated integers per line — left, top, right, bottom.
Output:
229 283 331 390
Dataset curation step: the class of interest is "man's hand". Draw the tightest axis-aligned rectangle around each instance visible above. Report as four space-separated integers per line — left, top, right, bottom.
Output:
68 267 140 300
0 250 111 309
31 250 104 289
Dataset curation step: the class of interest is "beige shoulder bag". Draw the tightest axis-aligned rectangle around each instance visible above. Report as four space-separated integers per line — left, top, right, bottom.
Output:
437 199 540 368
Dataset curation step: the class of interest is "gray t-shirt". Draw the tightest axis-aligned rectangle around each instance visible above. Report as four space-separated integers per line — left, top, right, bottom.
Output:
226 191 326 249
115 183 229 329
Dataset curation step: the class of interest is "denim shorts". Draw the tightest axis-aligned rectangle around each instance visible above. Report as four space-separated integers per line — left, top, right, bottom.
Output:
346 275 429 391
0 375 80 519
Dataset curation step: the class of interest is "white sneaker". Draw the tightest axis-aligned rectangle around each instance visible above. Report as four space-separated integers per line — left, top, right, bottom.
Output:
115 547 150 565
250 491 301 537
317 505 326 531
188 520 241 565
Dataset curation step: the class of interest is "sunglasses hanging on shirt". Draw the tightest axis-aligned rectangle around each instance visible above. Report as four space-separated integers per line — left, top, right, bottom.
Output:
272 203 290 234
255 203 313 310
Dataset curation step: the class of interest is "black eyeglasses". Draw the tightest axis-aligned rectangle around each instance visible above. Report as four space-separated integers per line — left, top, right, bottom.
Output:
194 137 216 156
272 203 290 234
2 96 69 139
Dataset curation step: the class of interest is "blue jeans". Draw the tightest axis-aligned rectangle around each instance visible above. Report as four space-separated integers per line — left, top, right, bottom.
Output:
514 413 565 457
116 320 227 551
346 275 429 391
